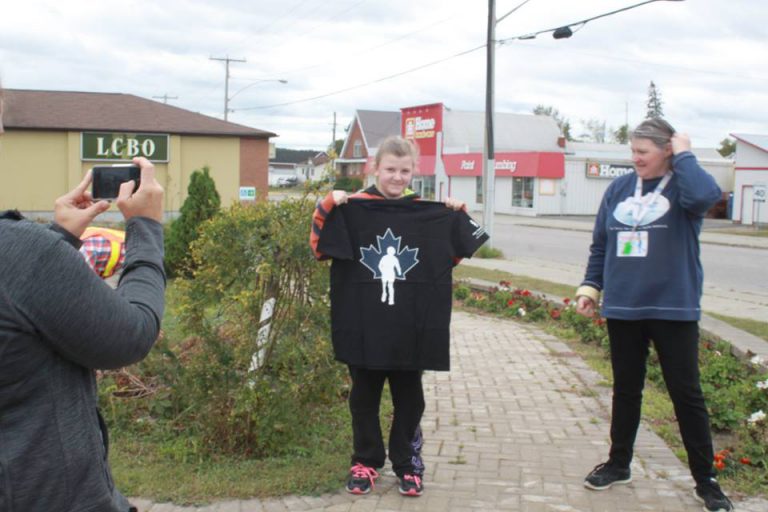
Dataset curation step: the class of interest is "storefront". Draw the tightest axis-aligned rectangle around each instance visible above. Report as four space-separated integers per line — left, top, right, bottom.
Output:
730 133 768 225
0 89 276 219
355 102 733 217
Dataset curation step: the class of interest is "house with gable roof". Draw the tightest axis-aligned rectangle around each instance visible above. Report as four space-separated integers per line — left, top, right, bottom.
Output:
335 109 400 178
730 133 768 225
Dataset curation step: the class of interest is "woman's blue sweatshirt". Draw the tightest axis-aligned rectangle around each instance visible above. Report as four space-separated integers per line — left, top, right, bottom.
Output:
581 151 721 321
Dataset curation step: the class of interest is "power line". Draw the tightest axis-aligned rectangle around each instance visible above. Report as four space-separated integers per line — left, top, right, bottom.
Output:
235 44 485 111
236 1 685 112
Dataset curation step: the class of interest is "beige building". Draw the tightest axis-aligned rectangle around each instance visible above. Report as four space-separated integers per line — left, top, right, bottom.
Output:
0 89 276 219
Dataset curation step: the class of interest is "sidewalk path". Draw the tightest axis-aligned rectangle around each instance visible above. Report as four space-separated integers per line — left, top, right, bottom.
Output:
131 312 767 511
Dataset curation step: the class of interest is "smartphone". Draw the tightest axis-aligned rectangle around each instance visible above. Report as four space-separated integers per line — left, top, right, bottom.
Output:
92 164 141 200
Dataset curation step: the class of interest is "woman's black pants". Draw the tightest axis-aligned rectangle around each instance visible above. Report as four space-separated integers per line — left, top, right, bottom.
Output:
606 319 715 484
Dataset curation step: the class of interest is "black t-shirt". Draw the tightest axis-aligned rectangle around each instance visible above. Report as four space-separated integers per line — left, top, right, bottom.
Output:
318 199 489 371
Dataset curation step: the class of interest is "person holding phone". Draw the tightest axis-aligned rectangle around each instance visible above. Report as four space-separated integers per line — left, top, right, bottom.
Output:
0 89 167 512
575 118 733 512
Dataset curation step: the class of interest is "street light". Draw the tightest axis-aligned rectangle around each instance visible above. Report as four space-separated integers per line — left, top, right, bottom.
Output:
482 0 684 247
226 79 288 120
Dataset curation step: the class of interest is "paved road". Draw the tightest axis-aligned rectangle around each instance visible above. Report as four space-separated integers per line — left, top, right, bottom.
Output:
131 313 767 511
472 214 768 322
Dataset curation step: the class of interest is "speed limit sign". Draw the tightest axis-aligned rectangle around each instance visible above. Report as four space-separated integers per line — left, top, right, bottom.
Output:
755 183 767 203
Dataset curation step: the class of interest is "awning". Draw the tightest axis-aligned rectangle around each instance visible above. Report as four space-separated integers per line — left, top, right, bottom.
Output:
442 152 564 178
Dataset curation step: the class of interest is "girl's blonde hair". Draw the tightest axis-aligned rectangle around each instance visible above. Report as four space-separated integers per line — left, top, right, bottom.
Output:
374 136 420 169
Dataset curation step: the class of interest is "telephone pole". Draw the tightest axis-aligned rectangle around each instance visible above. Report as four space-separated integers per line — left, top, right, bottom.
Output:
332 112 337 149
210 55 246 121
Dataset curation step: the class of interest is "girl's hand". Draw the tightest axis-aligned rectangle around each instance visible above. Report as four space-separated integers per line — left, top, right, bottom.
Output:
444 197 465 211
332 190 349 205
575 296 596 317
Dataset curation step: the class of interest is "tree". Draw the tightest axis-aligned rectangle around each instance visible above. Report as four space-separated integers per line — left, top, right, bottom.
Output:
165 166 221 277
646 81 664 119
533 105 573 141
579 118 607 143
330 138 344 155
612 124 630 144
718 137 736 157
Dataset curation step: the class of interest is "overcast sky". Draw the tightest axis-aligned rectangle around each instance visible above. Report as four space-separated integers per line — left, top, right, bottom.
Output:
1 0 765 150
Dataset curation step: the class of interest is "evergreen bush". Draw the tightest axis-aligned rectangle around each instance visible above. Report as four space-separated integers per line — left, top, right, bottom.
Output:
165 166 221 277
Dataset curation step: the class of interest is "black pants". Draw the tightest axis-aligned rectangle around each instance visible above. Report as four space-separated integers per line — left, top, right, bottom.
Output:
348 367 425 477
606 319 715 484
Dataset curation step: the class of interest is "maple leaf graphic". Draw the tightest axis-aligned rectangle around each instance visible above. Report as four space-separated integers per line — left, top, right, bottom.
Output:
359 228 419 279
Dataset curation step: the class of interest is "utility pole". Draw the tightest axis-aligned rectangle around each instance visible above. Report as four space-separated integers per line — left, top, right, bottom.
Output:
482 0 496 246
210 55 246 121
152 94 178 104
332 112 337 149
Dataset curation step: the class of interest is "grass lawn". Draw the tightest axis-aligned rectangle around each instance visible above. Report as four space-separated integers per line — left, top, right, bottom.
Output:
707 312 768 342
453 265 575 299
111 437 350 504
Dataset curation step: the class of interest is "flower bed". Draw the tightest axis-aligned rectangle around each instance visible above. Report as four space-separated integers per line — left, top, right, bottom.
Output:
453 280 768 492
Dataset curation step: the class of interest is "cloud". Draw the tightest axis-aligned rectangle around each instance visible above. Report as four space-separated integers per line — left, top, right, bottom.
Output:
1 0 766 149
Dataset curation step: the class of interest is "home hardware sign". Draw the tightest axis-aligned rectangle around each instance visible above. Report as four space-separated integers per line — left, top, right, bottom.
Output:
81 133 169 162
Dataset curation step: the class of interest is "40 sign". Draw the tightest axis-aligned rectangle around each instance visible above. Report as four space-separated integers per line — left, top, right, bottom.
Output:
81 132 169 162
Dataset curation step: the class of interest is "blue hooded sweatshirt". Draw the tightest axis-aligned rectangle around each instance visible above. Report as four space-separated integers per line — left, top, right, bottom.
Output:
581 151 721 321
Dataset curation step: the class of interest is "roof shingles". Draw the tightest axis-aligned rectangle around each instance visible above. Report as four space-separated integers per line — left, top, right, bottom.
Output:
3 89 275 138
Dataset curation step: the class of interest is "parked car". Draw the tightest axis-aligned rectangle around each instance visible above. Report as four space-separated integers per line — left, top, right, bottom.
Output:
276 176 299 187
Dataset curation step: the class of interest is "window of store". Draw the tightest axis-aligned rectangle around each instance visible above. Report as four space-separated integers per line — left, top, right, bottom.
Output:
511 177 534 208
353 140 362 158
476 176 483 204
412 177 435 200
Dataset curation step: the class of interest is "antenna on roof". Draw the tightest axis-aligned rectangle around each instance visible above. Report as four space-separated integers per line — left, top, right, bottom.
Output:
153 94 178 104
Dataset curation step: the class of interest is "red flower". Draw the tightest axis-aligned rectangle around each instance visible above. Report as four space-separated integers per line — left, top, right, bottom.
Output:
715 460 726 471
740 457 751 465
550 309 561 319
507 299 516 306
521 289 531 297
563 297 571 305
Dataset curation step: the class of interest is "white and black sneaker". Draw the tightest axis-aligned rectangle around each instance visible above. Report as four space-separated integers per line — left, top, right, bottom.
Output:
694 478 734 512
584 462 632 490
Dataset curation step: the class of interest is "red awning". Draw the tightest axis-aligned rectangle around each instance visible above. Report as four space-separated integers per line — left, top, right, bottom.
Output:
442 152 564 178
363 155 436 176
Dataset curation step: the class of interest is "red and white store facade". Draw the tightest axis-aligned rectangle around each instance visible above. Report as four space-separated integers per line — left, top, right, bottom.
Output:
363 103 566 216
362 102 733 217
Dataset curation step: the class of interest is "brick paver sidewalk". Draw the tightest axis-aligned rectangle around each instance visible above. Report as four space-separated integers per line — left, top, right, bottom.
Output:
133 312 766 511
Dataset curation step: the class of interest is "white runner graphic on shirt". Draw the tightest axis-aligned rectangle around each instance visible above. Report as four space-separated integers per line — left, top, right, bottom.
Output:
359 228 419 306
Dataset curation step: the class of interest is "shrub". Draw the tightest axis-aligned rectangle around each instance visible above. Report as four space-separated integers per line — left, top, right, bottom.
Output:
334 176 363 192
167 198 345 456
100 198 347 459
474 243 503 259
165 166 221 277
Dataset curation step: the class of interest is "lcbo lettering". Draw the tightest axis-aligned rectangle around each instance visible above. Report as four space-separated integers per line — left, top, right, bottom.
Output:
96 137 157 158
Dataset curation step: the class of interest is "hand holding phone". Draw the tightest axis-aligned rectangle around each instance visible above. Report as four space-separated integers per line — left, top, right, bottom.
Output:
92 164 141 200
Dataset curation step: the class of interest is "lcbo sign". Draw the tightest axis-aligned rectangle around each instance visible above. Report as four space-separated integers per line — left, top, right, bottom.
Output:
81 132 169 162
